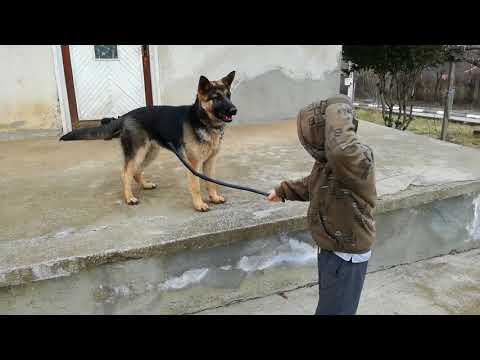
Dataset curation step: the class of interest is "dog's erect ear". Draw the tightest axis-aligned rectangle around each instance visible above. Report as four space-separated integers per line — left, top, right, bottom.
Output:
198 75 212 95
222 71 236 88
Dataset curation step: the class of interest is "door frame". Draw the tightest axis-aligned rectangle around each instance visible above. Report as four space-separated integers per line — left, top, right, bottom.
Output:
52 45 160 133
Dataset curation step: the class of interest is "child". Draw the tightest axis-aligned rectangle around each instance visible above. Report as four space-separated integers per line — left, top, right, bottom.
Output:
267 95 377 315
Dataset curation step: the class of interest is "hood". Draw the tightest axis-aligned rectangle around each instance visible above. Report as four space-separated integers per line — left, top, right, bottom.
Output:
297 94 354 161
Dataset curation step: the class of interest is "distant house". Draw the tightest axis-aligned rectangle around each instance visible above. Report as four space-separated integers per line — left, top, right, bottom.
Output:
0 45 343 137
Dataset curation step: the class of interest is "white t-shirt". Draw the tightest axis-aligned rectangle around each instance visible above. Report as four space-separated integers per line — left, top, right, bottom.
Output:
319 248 371 263
334 250 371 263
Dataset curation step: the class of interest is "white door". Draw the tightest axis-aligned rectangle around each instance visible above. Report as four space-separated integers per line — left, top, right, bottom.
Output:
69 45 147 121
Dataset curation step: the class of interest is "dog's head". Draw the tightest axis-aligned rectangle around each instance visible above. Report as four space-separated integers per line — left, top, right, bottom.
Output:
197 71 237 127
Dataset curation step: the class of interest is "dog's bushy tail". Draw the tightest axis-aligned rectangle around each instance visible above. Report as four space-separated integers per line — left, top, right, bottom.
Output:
60 117 124 141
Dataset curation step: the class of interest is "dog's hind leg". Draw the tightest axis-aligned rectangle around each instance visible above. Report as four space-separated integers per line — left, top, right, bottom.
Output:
122 158 141 205
123 147 148 205
134 172 157 190
134 142 159 190
120 123 149 205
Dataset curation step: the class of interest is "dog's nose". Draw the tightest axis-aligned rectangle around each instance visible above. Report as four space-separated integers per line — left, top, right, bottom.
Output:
229 107 237 116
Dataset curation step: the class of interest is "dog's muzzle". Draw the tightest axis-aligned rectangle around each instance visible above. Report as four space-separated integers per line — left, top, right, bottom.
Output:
222 106 237 122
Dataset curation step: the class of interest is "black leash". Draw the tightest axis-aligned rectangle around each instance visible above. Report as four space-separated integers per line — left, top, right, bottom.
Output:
167 142 284 201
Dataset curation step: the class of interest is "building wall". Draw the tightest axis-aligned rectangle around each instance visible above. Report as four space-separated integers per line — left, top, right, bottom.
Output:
155 45 342 123
0 45 342 134
0 46 61 132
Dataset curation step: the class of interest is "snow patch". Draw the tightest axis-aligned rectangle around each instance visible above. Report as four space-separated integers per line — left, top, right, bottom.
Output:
237 238 316 272
158 268 209 290
467 195 480 241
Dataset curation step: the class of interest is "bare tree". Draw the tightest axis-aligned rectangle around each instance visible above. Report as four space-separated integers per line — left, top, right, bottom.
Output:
355 69 379 102
343 46 446 130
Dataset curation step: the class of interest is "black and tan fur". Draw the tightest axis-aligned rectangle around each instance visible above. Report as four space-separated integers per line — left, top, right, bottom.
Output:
60 71 237 212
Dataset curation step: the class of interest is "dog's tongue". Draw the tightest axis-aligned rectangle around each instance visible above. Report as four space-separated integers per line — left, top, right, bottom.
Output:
224 115 233 121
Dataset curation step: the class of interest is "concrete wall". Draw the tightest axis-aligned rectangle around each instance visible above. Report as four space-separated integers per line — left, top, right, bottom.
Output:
155 45 342 123
0 46 61 132
2 192 478 315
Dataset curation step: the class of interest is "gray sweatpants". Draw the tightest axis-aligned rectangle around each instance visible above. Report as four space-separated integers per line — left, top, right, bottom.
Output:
314 249 368 315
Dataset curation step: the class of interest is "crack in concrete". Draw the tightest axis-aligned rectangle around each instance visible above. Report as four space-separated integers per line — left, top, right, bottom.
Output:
185 281 319 315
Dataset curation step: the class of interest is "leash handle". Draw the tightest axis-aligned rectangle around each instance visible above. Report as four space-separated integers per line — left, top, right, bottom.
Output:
167 142 284 201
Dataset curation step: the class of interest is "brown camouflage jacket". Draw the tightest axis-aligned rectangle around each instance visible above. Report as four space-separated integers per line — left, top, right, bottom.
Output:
275 95 377 254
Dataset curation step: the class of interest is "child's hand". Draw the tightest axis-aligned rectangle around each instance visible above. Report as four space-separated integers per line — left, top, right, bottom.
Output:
267 189 282 203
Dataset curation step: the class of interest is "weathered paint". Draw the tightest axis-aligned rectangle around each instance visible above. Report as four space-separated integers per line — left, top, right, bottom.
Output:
154 45 342 123
0 46 61 131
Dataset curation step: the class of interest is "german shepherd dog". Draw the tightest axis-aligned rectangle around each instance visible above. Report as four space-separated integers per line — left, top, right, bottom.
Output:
60 71 237 212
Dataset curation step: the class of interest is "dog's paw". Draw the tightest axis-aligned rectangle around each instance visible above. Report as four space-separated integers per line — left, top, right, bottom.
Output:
209 195 225 204
142 183 157 190
126 197 140 205
194 201 210 212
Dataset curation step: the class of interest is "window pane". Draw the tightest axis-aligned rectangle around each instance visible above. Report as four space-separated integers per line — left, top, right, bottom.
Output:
94 45 118 59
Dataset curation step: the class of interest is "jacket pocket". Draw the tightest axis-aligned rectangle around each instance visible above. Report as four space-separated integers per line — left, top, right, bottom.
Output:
352 198 375 233
308 204 338 250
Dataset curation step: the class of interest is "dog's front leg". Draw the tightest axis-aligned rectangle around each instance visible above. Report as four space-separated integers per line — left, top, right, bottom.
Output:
203 154 225 204
186 157 209 212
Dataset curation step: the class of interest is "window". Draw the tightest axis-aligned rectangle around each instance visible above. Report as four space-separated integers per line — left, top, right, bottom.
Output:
94 45 118 60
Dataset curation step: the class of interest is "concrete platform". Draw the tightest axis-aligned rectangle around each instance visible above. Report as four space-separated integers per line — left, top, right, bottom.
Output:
1 119 480 314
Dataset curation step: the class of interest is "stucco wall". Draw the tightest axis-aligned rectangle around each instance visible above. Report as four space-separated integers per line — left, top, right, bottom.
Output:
0 45 342 133
155 45 342 123
0 46 61 132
